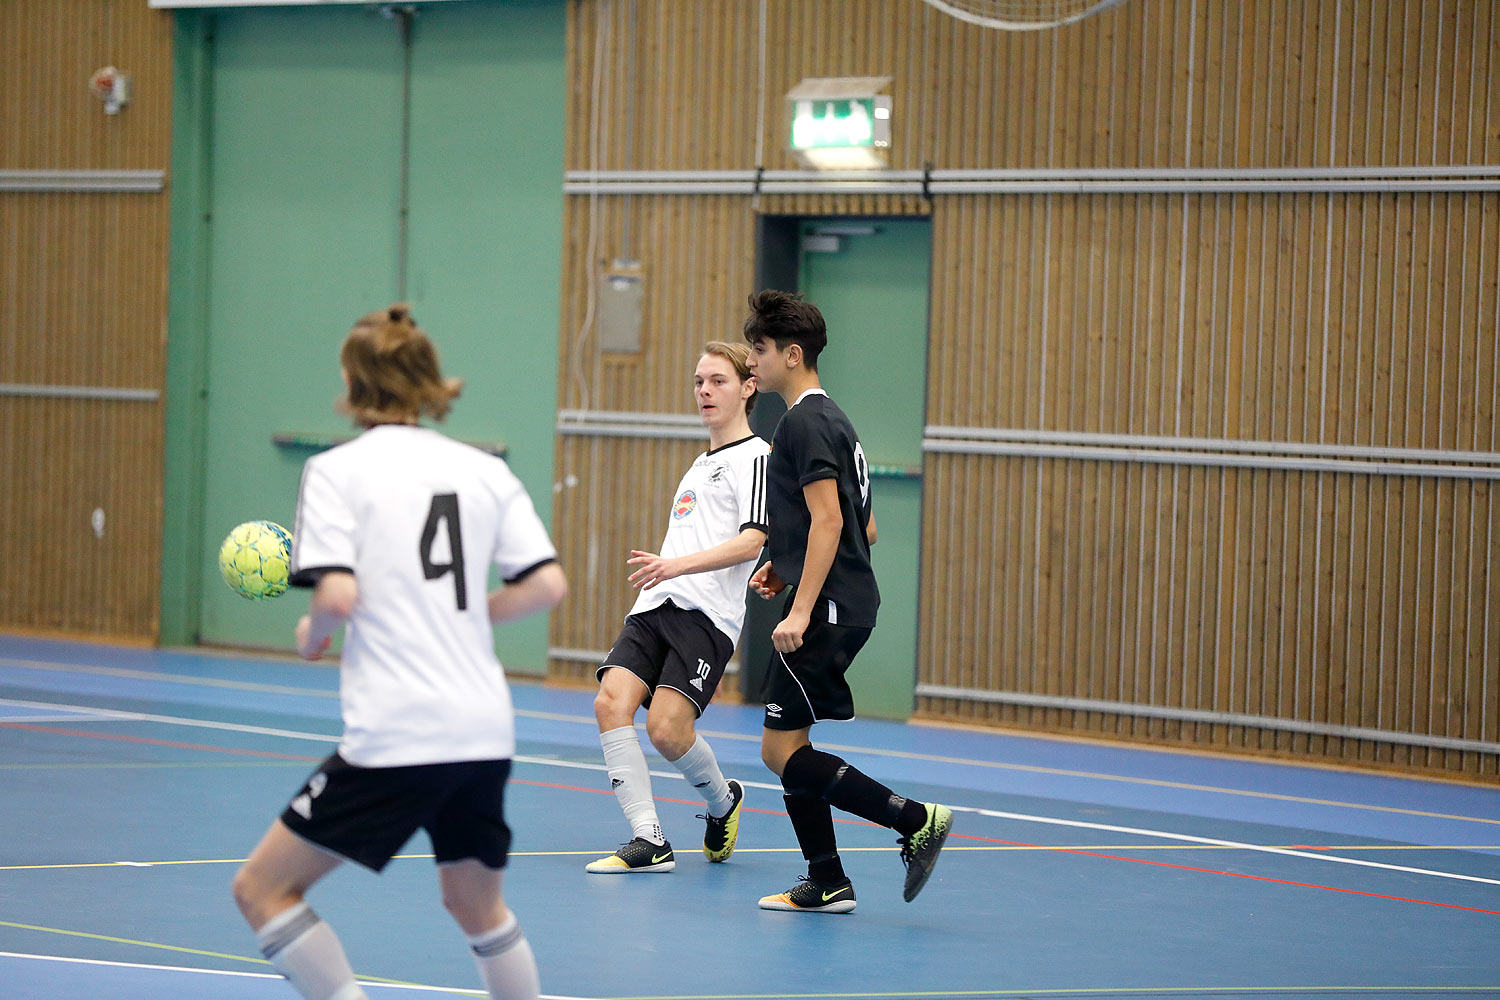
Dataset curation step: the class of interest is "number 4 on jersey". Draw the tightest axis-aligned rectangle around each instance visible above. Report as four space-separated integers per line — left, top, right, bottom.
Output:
420 493 468 610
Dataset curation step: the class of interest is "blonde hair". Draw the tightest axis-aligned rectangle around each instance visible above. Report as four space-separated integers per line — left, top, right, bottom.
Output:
339 303 463 427
701 340 757 414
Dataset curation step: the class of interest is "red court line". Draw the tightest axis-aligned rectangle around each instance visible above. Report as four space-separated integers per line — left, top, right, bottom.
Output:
12 723 1495 915
975 834 1500 917
0 723 321 762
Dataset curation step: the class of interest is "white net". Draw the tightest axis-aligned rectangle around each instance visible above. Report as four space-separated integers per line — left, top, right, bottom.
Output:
917 0 1129 31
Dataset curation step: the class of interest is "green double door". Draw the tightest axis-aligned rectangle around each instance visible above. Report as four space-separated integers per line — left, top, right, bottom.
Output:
745 218 932 720
164 2 564 671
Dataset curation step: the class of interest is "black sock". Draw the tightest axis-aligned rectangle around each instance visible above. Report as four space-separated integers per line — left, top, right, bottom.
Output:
783 745 928 835
782 791 845 883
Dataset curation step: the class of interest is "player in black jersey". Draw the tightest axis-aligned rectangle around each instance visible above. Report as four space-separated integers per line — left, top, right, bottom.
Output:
742 289 953 914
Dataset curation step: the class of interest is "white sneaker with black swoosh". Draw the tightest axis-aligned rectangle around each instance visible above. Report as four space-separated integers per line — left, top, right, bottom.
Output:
757 875 856 913
586 837 676 873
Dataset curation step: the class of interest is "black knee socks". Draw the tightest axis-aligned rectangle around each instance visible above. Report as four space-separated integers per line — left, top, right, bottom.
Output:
782 790 845 883
781 745 929 838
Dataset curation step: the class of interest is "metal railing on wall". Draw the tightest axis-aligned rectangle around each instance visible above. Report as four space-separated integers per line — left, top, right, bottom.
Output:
914 684 1500 756
923 427 1500 481
0 169 165 193
0 383 160 401
918 425 1500 758
564 166 1500 197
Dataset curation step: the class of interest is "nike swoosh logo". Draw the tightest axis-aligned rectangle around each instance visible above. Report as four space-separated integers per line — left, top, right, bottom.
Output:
821 887 849 902
652 852 672 864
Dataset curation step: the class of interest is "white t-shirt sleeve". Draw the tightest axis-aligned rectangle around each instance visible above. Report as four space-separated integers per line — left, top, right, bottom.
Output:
738 449 769 533
289 458 357 586
491 470 558 583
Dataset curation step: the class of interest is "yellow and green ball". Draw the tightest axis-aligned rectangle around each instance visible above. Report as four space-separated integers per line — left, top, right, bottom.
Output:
218 520 293 600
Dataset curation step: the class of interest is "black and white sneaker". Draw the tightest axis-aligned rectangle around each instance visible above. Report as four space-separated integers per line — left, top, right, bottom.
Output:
701 779 744 862
757 875 856 914
899 803 953 901
585 837 676 873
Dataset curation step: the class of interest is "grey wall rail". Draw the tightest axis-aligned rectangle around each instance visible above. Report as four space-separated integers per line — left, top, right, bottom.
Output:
923 428 1500 481
0 170 166 193
564 166 1500 196
915 683 1500 756
0 383 160 402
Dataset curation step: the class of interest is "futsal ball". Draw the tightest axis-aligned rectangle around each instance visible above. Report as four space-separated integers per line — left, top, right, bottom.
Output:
218 520 293 600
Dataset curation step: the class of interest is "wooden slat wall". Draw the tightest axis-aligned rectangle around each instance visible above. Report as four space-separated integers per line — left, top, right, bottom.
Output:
0 1 175 639
551 189 759 692
557 0 1499 776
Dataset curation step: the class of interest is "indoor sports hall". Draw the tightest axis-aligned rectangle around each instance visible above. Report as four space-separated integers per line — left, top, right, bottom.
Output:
3 2 1498 999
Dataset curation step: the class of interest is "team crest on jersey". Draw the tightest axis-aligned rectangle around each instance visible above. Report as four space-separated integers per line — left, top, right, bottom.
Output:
673 490 698 519
706 464 727 486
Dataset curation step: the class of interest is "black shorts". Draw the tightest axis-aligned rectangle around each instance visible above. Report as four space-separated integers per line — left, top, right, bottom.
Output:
596 600 735 717
280 754 512 873
760 603 872 731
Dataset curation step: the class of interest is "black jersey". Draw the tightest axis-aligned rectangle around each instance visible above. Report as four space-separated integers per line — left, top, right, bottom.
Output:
765 390 879 627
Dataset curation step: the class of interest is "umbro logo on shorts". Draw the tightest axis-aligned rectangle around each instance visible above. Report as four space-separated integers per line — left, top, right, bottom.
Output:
765 703 782 717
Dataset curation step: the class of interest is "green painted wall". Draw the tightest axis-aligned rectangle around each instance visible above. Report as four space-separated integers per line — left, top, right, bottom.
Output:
162 2 565 674
800 219 932 720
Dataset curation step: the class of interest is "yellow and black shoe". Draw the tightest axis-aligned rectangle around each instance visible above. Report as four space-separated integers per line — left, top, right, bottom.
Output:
757 875 856 914
585 837 676 874
701 779 744 862
899 803 953 901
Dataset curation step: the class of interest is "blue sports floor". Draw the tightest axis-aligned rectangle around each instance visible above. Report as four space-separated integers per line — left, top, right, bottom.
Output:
1 633 1498 999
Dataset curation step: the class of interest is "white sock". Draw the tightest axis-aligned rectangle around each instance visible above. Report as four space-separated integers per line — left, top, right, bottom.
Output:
671 734 733 817
468 912 540 1000
256 902 368 1000
600 725 664 844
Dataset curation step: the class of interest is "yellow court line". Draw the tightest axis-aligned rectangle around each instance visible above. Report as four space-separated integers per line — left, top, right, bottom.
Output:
0 920 269 968
5 658 1497 828
6 843 1498 872
0 920 426 988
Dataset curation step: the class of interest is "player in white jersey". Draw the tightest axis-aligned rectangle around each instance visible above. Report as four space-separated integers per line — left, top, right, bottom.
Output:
585 342 770 874
231 305 567 1000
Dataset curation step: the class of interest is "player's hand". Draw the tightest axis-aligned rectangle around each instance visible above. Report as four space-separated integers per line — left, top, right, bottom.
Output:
749 561 786 599
627 550 681 590
772 607 810 653
295 616 331 661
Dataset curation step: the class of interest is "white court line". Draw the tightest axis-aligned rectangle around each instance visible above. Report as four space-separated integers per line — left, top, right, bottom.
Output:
0 951 595 998
4 699 1497 890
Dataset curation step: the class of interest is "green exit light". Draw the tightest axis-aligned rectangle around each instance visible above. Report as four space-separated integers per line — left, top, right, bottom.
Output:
790 97 891 150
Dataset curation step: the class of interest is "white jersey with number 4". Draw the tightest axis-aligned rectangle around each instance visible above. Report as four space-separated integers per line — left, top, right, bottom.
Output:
289 424 557 768
629 434 770 644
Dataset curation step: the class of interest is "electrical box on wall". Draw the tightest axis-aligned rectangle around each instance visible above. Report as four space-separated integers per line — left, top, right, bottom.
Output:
599 260 643 353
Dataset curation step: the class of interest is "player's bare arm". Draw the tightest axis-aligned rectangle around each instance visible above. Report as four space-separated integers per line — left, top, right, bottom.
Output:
296 571 357 660
866 511 878 545
627 527 767 590
488 563 568 623
772 477 842 653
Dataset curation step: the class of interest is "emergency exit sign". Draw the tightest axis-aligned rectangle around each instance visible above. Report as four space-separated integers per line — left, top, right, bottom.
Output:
790 97 892 151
